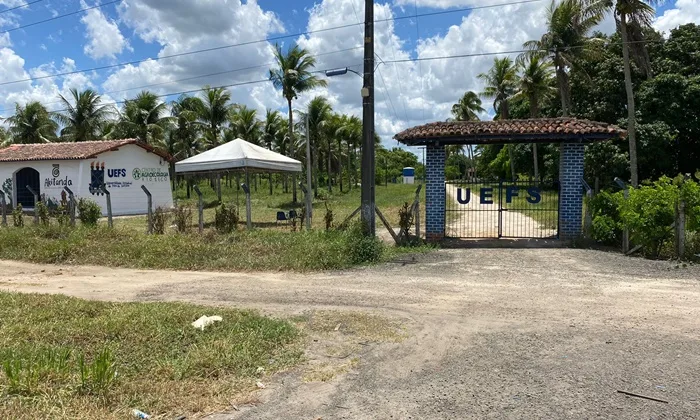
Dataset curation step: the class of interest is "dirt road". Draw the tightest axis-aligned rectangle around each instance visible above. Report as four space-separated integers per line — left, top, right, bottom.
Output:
1 249 699 419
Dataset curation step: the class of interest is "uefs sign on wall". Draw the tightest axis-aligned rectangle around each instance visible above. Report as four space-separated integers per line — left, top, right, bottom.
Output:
456 186 542 205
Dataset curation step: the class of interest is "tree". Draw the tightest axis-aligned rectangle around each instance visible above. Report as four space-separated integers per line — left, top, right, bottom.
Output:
479 57 518 180
54 88 114 142
262 109 284 195
270 43 327 203
168 95 205 193
119 91 172 145
0 126 10 147
198 86 233 148
451 91 485 121
523 0 603 116
609 0 662 187
4 102 58 144
228 105 262 145
299 96 332 196
514 56 557 180
335 115 362 191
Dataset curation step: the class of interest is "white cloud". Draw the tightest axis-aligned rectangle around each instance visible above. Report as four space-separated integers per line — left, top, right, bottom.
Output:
654 0 700 34
80 0 131 60
102 0 285 113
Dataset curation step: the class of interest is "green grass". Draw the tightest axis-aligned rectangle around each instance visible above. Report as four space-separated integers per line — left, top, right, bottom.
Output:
0 292 303 419
0 224 427 272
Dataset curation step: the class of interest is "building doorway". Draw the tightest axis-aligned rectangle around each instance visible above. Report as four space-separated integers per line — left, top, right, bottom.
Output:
14 167 40 208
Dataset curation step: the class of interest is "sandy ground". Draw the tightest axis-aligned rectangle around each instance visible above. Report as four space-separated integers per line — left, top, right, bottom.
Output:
1 250 700 419
446 184 557 239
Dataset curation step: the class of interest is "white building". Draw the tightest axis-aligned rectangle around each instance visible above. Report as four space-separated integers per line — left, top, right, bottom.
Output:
0 139 173 216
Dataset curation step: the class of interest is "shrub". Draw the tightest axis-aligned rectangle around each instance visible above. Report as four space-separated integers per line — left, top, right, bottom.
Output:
173 204 193 233
587 191 623 245
35 200 50 226
55 205 70 226
398 202 414 239
153 206 169 235
324 203 333 231
214 203 239 234
12 204 23 227
345 221 383 264
77 198 101 226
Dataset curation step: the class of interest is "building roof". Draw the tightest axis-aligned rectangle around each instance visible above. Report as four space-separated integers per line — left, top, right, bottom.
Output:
394 118 627 146
0 139 171 162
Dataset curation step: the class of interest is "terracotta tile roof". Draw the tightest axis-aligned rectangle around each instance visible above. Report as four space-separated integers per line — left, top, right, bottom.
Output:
394 118 626 145
0 139 171 162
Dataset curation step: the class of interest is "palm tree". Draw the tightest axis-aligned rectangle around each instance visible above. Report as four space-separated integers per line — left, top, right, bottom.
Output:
523 0 603 117
479 57 518 180
0 126 9 147
451 91 485 121
609 0 660 187
168 95 204 193
228 105 262 145
54 88 114 142
514 56 557 181
336 115 361 191
119 91 173 145
262 109 283 194
451 91 485 178
299 96 332 196
198 86 233 148
270 43 327 203
4 102 58 144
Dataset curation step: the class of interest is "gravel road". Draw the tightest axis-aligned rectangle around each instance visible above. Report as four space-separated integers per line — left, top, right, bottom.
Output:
1 248 699 419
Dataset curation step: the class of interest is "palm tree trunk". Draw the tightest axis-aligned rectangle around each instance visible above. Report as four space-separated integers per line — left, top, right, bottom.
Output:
287 99 297 203
338 138 343 193
530 95 540 182
620 14 639 187
313 139 319 198
555 54 570 117
347 142 353 191
327 141 332 193
269 173 273 195
501 103 516 181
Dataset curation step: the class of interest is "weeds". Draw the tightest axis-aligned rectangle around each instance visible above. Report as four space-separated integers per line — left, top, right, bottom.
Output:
35 201 50 226
214 203 239 234
11 204 23 227
173 204 193 233
78 348 117 395
324 203 334 231
77 198 101 226
153 207 169 235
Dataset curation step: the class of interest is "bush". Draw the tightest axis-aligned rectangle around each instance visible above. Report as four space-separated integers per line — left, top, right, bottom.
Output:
35 200 50 226
77 198 101 226
55 205 70 226
214 203 239 234
324 203 333 231
398 202 414 240
345 221 383 264
12 204 23 227
588 191 623 245
153 207 169 235
173 204 193 233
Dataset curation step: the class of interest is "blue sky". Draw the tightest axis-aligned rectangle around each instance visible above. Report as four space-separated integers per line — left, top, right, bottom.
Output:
0 0 697 146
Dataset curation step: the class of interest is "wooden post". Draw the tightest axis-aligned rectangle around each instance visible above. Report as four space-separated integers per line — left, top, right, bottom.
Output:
676 199 686 259
375 206 400 245
0 190 6 227
100 185 113 228
141 185 153 234
242 178 252 231
216 174 222 203
193 185 204 233
415 201 421 241
26 185 39 224
64 187 76 227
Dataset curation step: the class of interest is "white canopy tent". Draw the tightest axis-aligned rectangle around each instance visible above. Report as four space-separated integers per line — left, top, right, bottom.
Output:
175 138 302 174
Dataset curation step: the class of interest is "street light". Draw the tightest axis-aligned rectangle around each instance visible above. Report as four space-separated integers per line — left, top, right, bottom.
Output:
325 67 363 78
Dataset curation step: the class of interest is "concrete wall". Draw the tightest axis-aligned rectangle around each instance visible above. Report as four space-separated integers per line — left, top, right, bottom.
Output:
0 144 173 216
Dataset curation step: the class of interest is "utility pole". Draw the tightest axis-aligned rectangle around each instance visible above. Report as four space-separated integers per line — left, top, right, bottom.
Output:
361 0 376 235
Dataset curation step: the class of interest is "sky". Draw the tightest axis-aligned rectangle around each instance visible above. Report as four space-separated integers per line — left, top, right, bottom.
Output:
0 0 698 154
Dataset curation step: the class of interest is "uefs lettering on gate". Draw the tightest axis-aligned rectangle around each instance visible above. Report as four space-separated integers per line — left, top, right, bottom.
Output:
456 187 542 205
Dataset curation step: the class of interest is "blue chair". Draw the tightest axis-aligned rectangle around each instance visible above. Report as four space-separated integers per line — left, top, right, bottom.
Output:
276 211 288 224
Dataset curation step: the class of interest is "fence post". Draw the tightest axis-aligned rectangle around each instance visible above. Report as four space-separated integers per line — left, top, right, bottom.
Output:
64 187 76 227
141 185 153 234
676 199 686 259
615 178 630 254
26 185 39 224
193 185 203 233
241 183 252 230
100 185 113 228
0 190 6 227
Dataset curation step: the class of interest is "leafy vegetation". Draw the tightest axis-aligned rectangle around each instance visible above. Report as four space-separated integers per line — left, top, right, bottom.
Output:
77 198 101 226
0 292 302 418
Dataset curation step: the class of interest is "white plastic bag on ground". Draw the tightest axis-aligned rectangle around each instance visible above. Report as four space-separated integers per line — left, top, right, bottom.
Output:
192 315 223 331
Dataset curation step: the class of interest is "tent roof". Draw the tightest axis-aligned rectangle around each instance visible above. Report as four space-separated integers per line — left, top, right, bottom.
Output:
175 138 302 174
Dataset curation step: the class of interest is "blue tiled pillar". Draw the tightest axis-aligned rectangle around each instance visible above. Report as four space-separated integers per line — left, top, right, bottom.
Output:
559 142 585 241
425 144 446 242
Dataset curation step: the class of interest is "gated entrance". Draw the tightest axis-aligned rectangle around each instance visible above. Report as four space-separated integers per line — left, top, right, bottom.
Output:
445 180 559 239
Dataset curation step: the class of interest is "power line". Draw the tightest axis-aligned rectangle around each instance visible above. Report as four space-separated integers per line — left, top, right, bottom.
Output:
1 0 121 34
414 0 426 124
0 46 363 115
0 0 46 14
0 0 546 87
